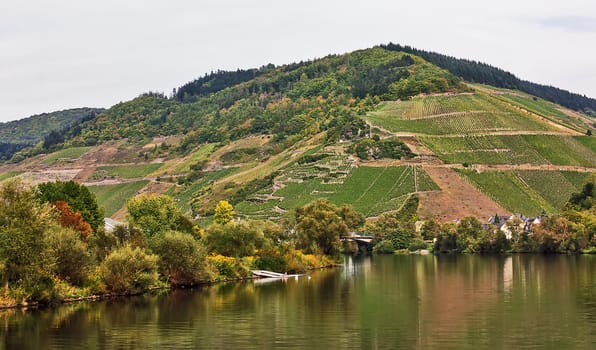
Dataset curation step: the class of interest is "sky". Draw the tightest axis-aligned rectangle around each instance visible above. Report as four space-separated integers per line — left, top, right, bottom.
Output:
1 0 595 122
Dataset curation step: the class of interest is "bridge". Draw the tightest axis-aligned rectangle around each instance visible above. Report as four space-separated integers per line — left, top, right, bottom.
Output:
343 233 374 246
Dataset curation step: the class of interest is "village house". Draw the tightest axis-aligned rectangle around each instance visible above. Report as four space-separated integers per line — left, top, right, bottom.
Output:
486 214 543 239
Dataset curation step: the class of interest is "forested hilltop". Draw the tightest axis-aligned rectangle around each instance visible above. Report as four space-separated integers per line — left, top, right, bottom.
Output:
0 108 104 161
62 48 466 148
381 43 596 115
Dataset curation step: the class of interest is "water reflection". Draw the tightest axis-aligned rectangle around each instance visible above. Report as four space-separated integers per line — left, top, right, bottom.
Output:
1 255 594 349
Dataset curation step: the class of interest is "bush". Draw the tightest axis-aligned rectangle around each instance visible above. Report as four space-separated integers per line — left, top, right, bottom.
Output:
373 240 397 254
45 227 91 286
408 239 428 252
205 222 264 257
99 245 159 294
283 250 333 273
254 248 288 272
206 254 250 279
88 228 118 260
151 231 211 286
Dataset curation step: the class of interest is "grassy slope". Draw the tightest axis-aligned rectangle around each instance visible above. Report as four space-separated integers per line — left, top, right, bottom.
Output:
235 163 438 219
421 135 595 166
495 92 588 133
457 170 590 216
365 93 557 135
92 164 163 179
153 143 217 176
41 147 92 165
88 180 149 216
0 171 22 182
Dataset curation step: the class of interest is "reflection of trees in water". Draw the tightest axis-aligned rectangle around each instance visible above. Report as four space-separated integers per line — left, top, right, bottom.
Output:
1 255 594 348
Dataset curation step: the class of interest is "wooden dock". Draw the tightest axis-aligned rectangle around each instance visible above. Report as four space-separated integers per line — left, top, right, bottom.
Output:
251 270 303 279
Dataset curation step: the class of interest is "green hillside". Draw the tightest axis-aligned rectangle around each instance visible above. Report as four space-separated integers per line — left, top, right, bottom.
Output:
420 135 595 167
0 108 103 146
457 170 591 215
0 108 104 161
233 156 438 220
48 48 466 151
366 93 556 135
1 45 594 222
88 180 150 216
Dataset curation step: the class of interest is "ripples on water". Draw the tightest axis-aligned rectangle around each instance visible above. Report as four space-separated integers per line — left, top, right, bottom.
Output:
1 254 594 349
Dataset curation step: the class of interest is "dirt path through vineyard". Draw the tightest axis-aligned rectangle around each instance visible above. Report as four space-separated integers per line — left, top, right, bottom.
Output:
418 166 508 222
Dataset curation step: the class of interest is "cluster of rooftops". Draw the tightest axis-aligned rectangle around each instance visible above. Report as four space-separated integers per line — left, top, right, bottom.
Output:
485 214 544 239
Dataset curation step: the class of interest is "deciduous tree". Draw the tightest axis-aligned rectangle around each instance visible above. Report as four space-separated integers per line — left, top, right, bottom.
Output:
0 179 54 298
214 200 234 225
295 199 352 255
126 194 187 237
38 181 104 232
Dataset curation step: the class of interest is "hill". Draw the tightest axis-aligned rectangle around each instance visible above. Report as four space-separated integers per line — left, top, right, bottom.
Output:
1 45 594 223
381 43 596 116
0 107 104 161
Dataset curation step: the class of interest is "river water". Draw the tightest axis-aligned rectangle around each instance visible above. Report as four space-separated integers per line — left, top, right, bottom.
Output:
1 254 595 349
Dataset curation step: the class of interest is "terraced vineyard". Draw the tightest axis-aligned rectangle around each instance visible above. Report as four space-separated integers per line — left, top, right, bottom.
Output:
574 136 596 152
234 155 439 219
153 143 216 175
166 168 240 214
366 93 557 135
41 147 92 165
497 93 589 132
88 180 150 216
457 170 591 216
362 87 594 220
329 166 438 216
421 135 596 166
91 163 163 179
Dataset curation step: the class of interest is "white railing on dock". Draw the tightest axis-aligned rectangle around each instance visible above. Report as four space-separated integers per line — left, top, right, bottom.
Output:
251 270 303 278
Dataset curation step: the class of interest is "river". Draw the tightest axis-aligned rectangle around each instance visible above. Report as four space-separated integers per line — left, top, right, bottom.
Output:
1 254 595 349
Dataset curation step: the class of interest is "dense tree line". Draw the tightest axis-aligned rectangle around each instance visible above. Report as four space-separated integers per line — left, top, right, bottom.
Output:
175 68 271 102
0 108 103 145
2 108 103 162
0 143 27 161
2 175 594 306
39 48 463 157
0 181 357 306
365 178 596 255
381 43 596 114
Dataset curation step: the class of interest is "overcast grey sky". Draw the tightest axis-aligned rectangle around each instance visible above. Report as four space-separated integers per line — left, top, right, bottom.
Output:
1 0 595 122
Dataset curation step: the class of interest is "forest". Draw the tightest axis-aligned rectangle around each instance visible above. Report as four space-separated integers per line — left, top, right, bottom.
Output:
381 43 596 115
4 47 466 163
0 108 103 161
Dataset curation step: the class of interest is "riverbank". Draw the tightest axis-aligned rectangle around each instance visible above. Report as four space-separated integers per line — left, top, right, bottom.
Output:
0 262 339 310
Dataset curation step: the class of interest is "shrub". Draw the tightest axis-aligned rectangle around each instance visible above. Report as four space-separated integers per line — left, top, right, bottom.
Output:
283 250 334 273
151 231 211 286
206 254 250 279
45 227 91 286
408 238 428 252
205 222 263 257
254 248 288 272
373 240 397 254
99 245 159 294
88 228 118 260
